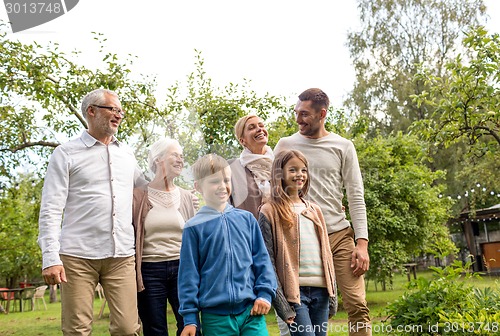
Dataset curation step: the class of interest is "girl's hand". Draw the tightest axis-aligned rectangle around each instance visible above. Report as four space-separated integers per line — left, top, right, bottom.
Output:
250 299 271 315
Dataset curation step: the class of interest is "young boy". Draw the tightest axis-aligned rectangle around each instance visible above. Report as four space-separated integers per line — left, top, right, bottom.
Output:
179 154 277 336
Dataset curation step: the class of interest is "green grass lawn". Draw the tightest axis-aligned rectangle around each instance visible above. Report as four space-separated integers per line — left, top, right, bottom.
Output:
1 271 498 335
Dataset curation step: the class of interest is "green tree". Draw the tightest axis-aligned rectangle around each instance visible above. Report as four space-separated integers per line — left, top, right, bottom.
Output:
424 224 459 267
160 50 287 166
455 150 500 210
0 25 289 282
1 23 286 174
413 26 499 150
355 132 453 288
412 26 500 211
346 0 486 134
0 174 42 287
0 23 159 178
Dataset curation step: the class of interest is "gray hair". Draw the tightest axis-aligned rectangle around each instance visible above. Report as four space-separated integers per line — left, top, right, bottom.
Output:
81 89 119 119
148 138 182 174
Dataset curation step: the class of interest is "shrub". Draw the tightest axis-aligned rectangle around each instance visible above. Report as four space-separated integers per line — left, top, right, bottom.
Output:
438 287 500 335
383 260 500 335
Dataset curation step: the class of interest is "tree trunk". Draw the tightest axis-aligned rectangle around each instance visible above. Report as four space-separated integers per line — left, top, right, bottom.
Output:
49 284 58 303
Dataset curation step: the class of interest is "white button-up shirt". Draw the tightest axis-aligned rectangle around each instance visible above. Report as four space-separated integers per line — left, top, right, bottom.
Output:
38 131 143 269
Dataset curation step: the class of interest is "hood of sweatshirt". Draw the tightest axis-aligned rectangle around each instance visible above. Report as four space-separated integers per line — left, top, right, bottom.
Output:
185 203 234 228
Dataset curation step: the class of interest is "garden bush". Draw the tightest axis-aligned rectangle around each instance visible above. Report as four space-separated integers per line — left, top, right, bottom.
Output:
383 260 500 335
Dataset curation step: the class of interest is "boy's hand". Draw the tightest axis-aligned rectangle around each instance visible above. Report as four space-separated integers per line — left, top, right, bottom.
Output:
180 325 197 336
250 299 271 315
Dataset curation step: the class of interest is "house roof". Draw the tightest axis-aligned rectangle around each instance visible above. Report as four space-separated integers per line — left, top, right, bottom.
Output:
457 203 500 221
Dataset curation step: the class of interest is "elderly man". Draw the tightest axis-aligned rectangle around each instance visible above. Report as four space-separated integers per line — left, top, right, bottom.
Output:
38 88 143 335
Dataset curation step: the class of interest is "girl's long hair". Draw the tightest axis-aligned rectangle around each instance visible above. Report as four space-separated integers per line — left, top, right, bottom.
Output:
268 149 310 228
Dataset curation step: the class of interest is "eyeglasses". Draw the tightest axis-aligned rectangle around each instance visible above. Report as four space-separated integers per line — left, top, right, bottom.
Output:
171 153 184 160
91 105 125 118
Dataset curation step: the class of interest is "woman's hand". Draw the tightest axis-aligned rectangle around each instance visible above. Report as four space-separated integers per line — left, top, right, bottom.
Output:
191 190 200 211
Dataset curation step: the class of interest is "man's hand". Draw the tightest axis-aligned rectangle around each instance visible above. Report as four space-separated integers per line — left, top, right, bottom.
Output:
351 239 369 277
250 299 271 315
180 325 197 336
42 265 67 285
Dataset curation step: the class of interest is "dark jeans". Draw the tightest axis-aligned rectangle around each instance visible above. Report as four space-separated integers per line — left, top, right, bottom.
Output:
138 260 201 336
289 286 329 336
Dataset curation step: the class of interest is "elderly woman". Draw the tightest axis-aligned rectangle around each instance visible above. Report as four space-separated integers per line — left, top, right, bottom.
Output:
133 138 201 336
229 114 274 219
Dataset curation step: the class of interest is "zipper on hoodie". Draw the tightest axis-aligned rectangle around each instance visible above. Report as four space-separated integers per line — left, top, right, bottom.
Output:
222 213 235 312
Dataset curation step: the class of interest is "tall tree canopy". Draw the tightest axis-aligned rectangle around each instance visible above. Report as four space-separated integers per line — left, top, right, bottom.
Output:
412 26 500 211
346 0 486 133
413 26 499 150
0 23 159 178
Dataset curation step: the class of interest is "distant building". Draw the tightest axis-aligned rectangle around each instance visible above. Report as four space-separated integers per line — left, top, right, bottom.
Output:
451 204 500 273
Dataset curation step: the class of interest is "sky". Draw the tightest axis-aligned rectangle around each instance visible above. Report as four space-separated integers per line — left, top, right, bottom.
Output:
1 0 500 108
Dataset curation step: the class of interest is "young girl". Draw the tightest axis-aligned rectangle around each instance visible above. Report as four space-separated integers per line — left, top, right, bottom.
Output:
258 149 335 336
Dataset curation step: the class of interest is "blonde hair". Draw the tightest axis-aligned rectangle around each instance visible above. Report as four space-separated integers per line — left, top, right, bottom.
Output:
191 154 229 182
269 150 310 228
234 114 259 146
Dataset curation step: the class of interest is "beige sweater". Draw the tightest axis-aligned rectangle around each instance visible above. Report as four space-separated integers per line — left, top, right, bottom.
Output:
132 185 196 292
274 132 368 240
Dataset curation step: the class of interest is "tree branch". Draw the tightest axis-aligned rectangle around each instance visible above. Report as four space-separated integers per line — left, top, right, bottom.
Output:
0 141 60 153
459 125 500 147
43 74 88 129
476 126 500 146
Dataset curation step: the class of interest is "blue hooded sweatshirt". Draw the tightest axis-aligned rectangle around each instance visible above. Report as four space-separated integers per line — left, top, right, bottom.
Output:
178 203 277 326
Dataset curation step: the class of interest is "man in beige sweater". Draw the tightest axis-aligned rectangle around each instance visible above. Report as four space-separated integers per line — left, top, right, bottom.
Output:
274 88 371 336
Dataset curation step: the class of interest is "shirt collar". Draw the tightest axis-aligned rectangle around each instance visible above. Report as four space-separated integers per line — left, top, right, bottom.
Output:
81 130 120 147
